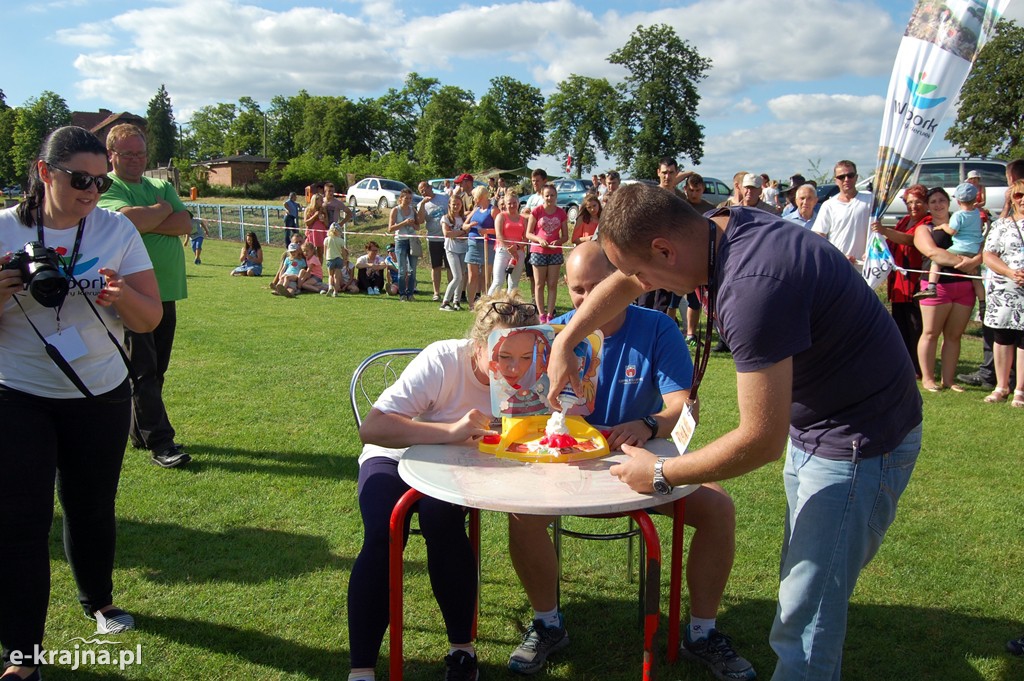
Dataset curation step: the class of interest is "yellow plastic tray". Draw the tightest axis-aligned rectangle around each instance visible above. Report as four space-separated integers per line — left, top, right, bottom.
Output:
479 415 609 463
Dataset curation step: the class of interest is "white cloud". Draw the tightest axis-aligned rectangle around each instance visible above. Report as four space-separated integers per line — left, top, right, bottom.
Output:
767 94 885 122
54 23 114 48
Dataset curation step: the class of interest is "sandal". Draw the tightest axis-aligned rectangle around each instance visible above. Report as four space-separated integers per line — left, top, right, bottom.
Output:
948 384 965 393
1013 390 1024 408
923 383 943 393
983 388 1010 403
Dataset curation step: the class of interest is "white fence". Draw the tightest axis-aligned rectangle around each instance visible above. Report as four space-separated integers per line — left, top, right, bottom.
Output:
185 202 295 247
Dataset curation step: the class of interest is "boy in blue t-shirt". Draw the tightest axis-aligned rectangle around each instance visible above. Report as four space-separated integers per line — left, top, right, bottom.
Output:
916 182 984 300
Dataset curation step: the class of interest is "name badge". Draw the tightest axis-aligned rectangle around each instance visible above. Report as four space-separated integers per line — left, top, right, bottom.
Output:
45 326 88 362
671 403 697 456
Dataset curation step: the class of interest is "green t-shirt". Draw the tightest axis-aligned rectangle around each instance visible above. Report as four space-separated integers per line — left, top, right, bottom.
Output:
97 173 188 301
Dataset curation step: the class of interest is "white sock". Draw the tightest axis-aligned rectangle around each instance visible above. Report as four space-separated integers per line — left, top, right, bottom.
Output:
534 607 561 629
689 616 716 641
449 644 475 657
348 670 375 681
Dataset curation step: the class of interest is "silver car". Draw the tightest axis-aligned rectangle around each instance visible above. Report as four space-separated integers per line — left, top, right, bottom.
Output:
347 177 422 211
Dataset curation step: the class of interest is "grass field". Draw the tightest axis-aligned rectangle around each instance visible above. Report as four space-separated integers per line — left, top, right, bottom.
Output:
35 235 1024 681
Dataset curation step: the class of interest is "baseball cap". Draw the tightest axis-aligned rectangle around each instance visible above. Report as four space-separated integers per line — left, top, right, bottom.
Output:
966 170 981 179
287 243 300 252
954 182 978 202
455 173 474 184
785 174 807 195
741 173 763 189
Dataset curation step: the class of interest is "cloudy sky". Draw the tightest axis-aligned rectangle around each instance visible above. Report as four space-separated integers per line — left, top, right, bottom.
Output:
3 0 1022 182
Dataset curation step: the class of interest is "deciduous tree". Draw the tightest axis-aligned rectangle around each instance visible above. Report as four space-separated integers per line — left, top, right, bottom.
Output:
485 76 545 167
544 75 618 178
225 97 265 156
13 91 71 183
946 19 1024 160
188 102 236 160
609 24 711 178
414 85 475 176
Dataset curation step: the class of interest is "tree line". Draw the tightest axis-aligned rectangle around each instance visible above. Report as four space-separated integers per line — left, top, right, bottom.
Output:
0 24 711 195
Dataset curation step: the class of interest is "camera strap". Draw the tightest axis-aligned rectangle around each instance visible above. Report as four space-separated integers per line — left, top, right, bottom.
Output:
16 211 137 398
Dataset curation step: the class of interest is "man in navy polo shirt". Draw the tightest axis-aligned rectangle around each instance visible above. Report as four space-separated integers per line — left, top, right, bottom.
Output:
547 184 922 680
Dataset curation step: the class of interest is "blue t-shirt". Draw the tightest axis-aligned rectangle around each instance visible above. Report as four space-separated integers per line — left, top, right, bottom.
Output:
714 207 921 460
551 306 693 427
948 208 983 256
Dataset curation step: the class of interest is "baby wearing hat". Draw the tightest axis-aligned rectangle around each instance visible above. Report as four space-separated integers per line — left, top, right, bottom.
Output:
915 182 985 302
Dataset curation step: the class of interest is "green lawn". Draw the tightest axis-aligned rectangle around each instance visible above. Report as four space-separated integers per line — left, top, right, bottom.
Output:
37 236 1024 681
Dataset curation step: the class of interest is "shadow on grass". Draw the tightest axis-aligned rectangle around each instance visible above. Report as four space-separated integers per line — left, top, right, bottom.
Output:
173 443 360 481
508 592 1024 680
141 614 341 680
50 519 354 585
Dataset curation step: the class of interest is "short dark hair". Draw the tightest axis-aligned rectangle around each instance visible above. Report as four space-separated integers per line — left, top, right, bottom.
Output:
607 170 620 182
658 156 678 170
834 160 857 175
1006 159 1024 183
601 183 702 258
532 168 548 180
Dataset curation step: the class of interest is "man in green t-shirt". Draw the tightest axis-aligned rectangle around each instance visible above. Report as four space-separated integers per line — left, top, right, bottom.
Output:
98 124 192 468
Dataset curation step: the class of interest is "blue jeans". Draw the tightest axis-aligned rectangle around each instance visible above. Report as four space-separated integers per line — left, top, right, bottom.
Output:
395 239 418 297
770 423 921 681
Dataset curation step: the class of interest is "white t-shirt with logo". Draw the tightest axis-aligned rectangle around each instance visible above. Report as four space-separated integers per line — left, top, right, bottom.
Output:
0 206 153 398
359 339 490 465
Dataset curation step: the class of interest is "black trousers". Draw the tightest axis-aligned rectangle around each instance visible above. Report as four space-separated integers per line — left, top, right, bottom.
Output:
357 268 384 292
891 302 923 378
125 300 177 453
0 380 130 664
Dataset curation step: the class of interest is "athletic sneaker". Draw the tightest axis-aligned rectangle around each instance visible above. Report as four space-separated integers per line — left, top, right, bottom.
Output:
440 302 454 311
151 444 191 469
680 628 755 680
508 615 569 675
444 650 479 681
194 257 201 265
685 335 698 348
452 303 462 311
1007 634 1024 656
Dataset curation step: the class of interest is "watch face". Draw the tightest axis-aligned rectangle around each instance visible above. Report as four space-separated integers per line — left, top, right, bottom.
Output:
653 479 672 495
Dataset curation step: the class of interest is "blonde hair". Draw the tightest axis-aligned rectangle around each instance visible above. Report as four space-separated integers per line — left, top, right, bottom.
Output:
106 123 145 152
468 290 539 348
327 224 342 238
472 185 489 203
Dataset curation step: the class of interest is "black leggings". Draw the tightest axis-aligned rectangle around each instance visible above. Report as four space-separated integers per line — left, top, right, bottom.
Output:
347 456 477 669
0 379 131 665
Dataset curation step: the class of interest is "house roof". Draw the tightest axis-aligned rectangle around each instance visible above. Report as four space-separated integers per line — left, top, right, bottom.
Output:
200 155 273 166
70 110 146 134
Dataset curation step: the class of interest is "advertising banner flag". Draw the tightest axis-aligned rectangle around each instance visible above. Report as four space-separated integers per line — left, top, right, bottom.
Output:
865 0 1009 286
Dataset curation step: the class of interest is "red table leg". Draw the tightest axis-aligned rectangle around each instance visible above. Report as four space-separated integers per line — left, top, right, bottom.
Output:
667 497 686 663
389 488 424 681
626 510 661 681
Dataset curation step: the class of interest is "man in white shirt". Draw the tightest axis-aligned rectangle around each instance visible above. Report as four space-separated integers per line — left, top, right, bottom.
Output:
813 160 871 263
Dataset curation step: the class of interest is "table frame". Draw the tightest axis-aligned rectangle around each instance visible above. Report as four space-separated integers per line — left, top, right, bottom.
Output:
387 491 686 680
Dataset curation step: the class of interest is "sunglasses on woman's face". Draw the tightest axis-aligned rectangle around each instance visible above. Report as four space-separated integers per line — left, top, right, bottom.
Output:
48 164 113 193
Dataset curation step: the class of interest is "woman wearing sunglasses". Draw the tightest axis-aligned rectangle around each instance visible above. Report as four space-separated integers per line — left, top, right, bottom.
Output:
350 291 538 681
0 126 162 681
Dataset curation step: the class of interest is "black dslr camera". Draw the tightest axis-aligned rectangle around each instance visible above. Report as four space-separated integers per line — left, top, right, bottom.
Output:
2 241 69 308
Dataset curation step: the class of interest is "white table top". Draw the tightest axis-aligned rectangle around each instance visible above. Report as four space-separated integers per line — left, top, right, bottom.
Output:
398 438 698 515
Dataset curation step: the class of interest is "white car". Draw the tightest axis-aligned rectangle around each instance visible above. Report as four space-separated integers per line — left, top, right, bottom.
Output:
347 177 422 211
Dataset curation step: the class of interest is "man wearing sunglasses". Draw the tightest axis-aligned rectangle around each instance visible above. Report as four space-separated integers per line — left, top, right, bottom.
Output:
98 123 193 469
812 160 871 264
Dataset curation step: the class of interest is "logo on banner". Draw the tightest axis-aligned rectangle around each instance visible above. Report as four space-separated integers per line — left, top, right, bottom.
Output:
905 71 947 109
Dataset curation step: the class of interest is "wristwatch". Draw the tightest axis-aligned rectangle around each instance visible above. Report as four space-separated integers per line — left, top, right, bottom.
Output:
642 415 659 438
653 457 673 495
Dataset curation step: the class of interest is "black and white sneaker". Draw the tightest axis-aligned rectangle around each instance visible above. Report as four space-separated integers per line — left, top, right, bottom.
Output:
444 650 479 681
508 615 569 675
680 628 755 680
89 607 136 635
151 444 191 468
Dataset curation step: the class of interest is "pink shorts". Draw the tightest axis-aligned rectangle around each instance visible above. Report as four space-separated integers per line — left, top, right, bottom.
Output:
919 279 975 307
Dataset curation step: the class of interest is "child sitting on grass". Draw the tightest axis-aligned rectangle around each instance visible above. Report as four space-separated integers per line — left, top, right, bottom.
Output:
916 182 985 301
299 241 329 293
275 243 305 297
337 247 359 294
